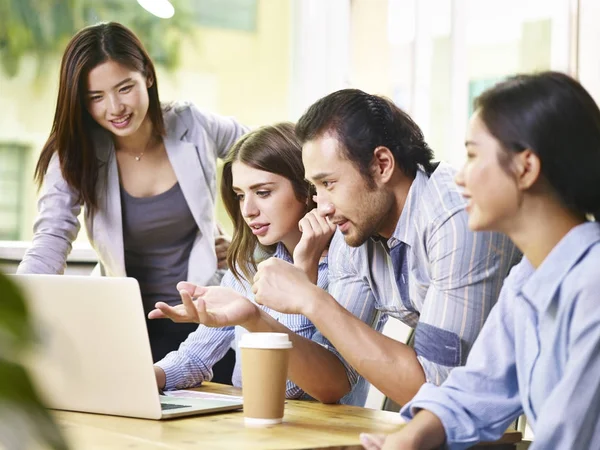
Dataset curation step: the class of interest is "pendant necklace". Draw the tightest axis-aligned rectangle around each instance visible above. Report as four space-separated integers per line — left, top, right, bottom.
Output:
120 134 155 162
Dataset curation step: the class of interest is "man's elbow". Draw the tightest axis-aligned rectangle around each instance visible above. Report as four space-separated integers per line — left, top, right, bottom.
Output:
314 387 349 404
309 378 351 404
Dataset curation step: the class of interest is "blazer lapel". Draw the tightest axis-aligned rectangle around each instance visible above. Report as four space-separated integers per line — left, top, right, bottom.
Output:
163 108 214 230
104 150 126 275
164 136 213 229
93 130 126 277
163 107 218 285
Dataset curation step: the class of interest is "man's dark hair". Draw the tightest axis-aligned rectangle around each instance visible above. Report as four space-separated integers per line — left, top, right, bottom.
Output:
296 89 435 182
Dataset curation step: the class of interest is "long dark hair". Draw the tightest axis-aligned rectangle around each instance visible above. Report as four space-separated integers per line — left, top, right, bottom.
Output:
475 71 600 220
221 123 315 282
34 22 165 212
296 89 435 184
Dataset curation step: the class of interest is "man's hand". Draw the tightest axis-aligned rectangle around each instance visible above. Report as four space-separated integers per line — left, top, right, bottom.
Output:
148 282 259 328
293 209 336 283
252 258 321 316
215 224 231 270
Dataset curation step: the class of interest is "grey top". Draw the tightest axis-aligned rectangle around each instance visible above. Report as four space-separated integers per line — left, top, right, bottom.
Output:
121 182 197 313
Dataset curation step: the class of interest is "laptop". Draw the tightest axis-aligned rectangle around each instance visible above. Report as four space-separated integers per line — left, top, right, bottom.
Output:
10 274 243 419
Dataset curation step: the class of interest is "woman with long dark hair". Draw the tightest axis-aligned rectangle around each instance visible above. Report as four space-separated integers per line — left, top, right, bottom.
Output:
17 22 247 374
361 72 600 449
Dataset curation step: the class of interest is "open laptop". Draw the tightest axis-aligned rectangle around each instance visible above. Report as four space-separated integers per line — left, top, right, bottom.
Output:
10 274 243 419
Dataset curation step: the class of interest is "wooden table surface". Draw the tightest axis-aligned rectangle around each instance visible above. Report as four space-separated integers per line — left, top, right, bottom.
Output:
53 382 522 449
53 382 405 449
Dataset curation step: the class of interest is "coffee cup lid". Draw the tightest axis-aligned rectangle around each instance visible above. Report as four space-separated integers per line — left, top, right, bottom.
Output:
239 332 293 349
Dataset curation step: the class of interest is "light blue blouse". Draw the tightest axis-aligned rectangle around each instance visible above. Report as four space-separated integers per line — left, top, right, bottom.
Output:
156 237 370 406
402 222 600 450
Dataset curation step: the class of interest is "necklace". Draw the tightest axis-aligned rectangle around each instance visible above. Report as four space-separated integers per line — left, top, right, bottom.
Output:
118 134 156 162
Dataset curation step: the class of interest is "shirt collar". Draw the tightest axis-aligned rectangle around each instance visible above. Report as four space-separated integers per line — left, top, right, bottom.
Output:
274 243 293 262
387 168 429 249
520 221 600 311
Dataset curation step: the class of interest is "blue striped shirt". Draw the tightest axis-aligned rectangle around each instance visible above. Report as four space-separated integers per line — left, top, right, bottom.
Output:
328 163 521 385
156 241 369 405
402 222 600 449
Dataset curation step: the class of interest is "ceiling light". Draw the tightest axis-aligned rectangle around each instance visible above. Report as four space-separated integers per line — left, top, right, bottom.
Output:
136 0 175 19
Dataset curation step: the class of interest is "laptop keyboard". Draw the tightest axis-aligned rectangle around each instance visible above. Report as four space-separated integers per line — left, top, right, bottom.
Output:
161 402 191 411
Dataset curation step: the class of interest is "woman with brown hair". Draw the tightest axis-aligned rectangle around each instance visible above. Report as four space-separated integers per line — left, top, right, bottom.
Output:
17 22 247 374
151 122 343 401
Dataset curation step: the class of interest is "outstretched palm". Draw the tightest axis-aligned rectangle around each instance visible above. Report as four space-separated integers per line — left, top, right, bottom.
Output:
148 283 259 328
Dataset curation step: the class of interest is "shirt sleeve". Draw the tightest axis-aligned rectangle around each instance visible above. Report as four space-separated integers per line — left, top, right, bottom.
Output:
17 152 81 275
272 309 319 399
526 284 600 450
401 274 523 449
415 208 520 384
156 325 235 390
189 104 249 159
315 231 384 394
155 271 239 390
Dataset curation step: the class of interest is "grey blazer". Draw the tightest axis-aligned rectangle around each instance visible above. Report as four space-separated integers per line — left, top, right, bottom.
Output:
18 102 248 285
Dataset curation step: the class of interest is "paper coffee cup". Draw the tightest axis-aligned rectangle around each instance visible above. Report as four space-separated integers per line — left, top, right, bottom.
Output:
239 332 292 426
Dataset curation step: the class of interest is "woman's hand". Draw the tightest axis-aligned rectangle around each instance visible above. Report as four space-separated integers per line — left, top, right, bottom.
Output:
360 410 446 450
293 209 336 283
215 223 231 270
360 432 417 450
148 282 260 328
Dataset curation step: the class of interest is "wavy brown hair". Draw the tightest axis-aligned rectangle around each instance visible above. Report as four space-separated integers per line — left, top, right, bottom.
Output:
34 22 165 212
221 123 316 282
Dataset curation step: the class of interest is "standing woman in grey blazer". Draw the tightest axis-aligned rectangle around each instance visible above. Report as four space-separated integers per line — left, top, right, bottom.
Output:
17 22 248 380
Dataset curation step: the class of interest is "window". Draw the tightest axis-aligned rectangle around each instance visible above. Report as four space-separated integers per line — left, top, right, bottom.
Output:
348 0 575 167
0 143 29 240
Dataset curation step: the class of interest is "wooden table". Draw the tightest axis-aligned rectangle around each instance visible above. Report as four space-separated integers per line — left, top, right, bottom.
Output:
53 383 521 449
53 382 404 449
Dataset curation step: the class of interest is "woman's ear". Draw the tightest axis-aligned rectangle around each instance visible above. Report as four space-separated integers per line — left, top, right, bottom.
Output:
513 149 541 190
146 74 154 89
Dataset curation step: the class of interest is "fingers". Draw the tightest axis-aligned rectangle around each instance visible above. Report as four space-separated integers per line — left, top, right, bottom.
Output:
147 308 166 319
253 286 265 306
252 260 269 297
176 282 207 297
306 209 336 234
298 215 308 233
179 289 197 319
194 297 212 324
215 235 230 270
150 302 187 322
310 208 335 233
215 236 229 247
216 246 228 266
359 433 386 450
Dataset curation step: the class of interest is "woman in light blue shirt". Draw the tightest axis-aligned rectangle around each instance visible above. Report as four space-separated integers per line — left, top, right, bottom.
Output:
150 123 360 402
361 72 600 449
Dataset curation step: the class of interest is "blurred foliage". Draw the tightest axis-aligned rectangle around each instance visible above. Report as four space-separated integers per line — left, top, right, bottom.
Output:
0 271 32 359
0 273 69 449
0 0 196 78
